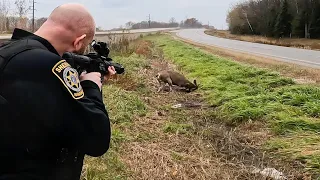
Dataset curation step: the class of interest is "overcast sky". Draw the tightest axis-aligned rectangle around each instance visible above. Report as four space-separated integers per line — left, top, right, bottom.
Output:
7 0 239 30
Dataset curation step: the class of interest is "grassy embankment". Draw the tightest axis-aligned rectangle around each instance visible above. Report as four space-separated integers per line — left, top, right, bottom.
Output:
81 34 320 179
205 29 320 51
149 35 320 176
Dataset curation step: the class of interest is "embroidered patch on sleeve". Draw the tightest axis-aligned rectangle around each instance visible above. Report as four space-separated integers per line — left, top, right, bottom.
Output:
52 60 84 99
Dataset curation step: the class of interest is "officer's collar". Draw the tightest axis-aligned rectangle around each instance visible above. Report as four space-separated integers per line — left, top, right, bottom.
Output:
11 28 60 56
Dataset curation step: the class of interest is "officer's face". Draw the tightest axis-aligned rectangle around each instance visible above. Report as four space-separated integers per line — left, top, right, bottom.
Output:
73 34 93 55
74 43 87 55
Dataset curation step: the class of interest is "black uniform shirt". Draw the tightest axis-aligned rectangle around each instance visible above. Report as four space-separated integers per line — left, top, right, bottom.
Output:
0 28 111 180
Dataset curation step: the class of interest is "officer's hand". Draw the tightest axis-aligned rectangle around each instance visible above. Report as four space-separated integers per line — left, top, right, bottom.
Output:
80 72 102 91
103 66 116 83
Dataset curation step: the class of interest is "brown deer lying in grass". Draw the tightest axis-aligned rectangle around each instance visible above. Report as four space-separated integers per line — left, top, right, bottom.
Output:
156 70 198 92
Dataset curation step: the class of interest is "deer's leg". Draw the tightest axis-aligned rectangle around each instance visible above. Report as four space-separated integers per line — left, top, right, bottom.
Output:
157 78 162 86
156 77 163 92
166 78 173 92
157 86 164 92
157 83 163 92
157 81 165 92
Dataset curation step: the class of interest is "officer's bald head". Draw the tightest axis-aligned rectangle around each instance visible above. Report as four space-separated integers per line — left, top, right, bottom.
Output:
48 3 95 38
35 3 96 56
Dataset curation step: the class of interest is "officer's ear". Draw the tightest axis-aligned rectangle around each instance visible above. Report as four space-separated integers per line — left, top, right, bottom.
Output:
73 34 87 51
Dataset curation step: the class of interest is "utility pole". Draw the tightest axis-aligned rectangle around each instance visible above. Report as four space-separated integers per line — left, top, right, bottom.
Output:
148 14 151 28
29 0 36 32
32 0 35 32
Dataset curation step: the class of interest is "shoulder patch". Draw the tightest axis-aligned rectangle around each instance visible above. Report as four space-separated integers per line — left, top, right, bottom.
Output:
52 60 84 99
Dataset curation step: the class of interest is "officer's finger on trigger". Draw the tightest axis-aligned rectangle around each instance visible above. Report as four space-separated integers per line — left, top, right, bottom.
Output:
109 67 116 75
108 66 115 72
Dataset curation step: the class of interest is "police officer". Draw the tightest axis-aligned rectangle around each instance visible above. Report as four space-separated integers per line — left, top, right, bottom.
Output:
0 3 114 180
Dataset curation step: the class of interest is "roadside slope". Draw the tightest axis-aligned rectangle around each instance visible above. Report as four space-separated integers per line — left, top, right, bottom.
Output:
81 34 319 179
145 34 320 178
82 39 279 179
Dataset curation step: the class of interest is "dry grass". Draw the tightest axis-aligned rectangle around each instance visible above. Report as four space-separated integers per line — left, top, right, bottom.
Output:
84 31 159 56
171 33 320 85
205 30 320 51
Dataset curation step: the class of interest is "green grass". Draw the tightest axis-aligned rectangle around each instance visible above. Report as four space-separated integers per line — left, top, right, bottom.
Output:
82 54 149 180
103 85 147 124
144 34 320 175
264 131 320 174
163 122 193 134
83 150 128 180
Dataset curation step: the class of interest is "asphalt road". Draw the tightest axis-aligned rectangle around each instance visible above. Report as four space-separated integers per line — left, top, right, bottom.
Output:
175 29 320 69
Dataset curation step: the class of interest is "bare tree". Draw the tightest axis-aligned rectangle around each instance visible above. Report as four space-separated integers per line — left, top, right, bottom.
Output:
15 0 28 17
169 17 176 24
15 0 29 29
182 18 203 28
168 17 179 27
125 21 134 29
7 16 18 31
0 0 10 32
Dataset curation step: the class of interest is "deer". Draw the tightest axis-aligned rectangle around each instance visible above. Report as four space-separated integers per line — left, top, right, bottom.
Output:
156 70 198 92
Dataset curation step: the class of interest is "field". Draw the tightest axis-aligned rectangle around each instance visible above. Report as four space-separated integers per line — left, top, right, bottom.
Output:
205 29 320 51
80 33 320 179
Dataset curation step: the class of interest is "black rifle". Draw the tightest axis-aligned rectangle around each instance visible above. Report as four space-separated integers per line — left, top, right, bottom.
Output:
62 40 125 80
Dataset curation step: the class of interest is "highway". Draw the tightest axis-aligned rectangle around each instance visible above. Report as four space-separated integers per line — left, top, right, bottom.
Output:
175 29 320 69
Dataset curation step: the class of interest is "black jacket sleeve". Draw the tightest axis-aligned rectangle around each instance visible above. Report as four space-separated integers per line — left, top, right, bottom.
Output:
49 55 111 157
74 80 111 157
51 63 111 157
2 49 111 157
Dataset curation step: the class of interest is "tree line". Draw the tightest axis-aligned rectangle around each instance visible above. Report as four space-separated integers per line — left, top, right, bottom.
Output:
120 17 204 30
0 0 47 33
227 0 320 39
